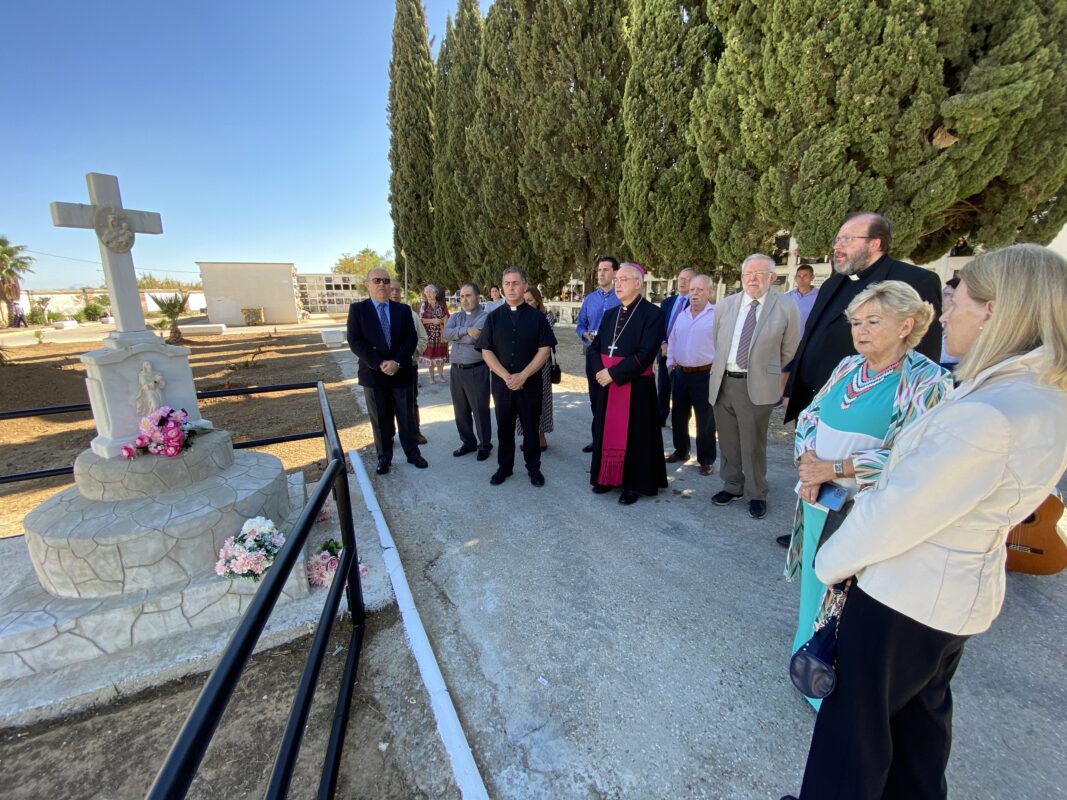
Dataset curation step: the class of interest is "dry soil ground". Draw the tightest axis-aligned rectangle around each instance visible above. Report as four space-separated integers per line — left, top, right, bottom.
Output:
0 328 459 799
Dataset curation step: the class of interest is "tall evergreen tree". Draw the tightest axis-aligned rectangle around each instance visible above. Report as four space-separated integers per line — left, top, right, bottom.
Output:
691 0 1067 266
621 1 720 274
432 3 484 289
515 0 629 291
467 0 535 289
388 0 436 289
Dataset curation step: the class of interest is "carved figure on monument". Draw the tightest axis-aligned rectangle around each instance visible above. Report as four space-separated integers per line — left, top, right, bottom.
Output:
135 360 166 416
93 206 135 253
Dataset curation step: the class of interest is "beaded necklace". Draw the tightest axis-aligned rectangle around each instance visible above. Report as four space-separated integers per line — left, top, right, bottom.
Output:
841 357 903 410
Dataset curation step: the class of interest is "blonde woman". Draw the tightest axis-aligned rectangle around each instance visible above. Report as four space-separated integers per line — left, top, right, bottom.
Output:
785 281 952 710
786 244 1067 799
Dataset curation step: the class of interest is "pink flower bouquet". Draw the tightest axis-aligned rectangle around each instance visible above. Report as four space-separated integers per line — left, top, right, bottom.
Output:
215 516 285 581
306 538 368 588
123 406 198 460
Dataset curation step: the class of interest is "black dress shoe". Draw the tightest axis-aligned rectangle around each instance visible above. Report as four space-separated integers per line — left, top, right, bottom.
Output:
476 449 491 461
618 489 640 505
749 499 768 519
417 433 428 445
489 469 512 485
375 458 391 475
712 490 743 505
665 451 689 464
453 445 477 457
582 442 594 453
529 471 545 487
776 534 791 548
781 795 800 800
407 455 429 469
591 484 612 494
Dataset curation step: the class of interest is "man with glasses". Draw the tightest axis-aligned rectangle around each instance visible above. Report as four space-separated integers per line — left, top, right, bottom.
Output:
707 254 801 520
347 268 428 475
784 212 942 424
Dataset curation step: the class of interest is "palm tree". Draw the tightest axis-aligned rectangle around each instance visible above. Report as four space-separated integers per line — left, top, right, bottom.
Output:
0 236 35 327
148 292 189 344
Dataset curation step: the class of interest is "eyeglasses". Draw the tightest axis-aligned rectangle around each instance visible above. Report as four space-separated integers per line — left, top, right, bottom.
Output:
832 235 873 245
368 277 391 285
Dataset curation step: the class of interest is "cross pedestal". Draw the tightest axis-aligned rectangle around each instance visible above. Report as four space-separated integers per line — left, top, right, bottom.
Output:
51 173 208 457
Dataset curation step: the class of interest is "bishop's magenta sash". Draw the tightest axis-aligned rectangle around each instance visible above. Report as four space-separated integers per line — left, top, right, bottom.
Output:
597 354 654 486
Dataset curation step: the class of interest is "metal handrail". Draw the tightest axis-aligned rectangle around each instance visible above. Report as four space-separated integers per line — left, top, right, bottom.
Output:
146 380 367 799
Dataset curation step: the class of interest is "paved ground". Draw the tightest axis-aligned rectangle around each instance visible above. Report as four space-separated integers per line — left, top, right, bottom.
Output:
341 340 1067 800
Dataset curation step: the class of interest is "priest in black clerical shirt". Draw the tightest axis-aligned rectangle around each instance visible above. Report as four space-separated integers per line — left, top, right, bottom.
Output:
589 262 668 505
476 267 557 487
784 211 943 424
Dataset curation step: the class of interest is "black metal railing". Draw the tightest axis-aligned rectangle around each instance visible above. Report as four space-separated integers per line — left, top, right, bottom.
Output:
146 382 366 799
0 382 326 485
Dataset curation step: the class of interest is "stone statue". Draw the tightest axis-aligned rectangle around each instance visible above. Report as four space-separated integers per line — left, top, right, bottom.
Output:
93 206 135 253
135 361 166 416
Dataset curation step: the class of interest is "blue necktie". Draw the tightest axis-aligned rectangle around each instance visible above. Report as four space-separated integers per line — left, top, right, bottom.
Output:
378 302 391 347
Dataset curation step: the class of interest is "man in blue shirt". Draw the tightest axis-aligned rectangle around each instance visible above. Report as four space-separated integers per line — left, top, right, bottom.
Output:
575 255 621 452
780 264 820 400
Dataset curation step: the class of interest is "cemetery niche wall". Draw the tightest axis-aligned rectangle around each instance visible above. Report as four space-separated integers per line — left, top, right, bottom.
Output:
197 261 301 326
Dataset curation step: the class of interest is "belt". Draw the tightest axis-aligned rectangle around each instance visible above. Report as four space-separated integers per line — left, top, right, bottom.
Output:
725 370 747 378
451 361 485 370
679 364 712 373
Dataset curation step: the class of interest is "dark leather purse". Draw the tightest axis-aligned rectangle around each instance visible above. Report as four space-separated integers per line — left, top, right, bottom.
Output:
790 580 851 699
549 349 562 384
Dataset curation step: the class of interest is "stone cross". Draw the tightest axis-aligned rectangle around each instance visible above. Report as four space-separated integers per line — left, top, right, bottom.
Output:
51 173 162 349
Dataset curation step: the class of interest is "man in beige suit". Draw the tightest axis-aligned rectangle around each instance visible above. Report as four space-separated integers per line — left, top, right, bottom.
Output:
708 254 801 519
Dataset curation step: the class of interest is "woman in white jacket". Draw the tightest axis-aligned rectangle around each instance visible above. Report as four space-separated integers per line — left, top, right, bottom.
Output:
786 244 1067 800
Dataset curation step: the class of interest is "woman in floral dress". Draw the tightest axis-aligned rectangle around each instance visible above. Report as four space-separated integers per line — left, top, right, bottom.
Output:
419 284 449 383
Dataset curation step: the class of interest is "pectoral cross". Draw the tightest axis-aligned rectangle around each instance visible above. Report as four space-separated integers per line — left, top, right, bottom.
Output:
607 343 618 356
51 173 163 349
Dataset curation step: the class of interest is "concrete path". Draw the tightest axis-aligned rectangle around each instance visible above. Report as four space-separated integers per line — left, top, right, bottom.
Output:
334 347 1067 800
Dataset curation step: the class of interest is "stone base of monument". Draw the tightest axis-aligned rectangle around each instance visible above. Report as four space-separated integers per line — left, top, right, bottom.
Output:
0 429 311 685
0 472 394 727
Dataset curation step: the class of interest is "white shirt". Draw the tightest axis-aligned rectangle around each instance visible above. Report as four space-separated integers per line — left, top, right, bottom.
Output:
726 292 766 371
667 304 716 368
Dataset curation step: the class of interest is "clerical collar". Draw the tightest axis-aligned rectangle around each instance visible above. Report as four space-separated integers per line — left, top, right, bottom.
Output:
851 253 888 281
508 303 523 311
621 295 642 310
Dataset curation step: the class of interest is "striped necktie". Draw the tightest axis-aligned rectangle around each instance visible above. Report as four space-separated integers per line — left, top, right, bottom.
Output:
736 299 759 370
378 302 391 347
666 296 689 340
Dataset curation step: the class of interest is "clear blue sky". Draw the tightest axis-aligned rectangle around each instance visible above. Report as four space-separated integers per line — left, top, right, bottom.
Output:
2 1 490 290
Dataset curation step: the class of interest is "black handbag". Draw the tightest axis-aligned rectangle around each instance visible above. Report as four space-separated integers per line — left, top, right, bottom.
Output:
549 349 562 384
790 581 850 699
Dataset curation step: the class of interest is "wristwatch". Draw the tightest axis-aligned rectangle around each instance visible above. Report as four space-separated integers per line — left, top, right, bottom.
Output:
833 461 845 478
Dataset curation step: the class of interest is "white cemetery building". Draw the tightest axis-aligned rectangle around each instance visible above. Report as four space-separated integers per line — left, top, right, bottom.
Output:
196 261 301 326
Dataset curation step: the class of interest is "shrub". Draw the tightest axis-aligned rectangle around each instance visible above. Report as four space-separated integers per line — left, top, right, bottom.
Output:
27 309 46 325
72 309 87 323
46 311 62 323
82 303 104 321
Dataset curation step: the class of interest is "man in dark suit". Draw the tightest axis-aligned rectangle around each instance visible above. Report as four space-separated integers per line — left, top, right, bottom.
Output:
347 268 428 475
784 212 943 424
658 268 694 426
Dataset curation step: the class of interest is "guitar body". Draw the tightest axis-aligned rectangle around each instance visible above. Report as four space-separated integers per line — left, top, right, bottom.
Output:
1005 494 1067 576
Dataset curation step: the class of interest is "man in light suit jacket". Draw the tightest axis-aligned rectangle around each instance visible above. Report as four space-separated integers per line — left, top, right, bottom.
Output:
707 254 801 520
347 268 428 475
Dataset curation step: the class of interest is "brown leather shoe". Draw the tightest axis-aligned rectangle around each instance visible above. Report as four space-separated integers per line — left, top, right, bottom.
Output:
699 464 714 476
665 452 689 464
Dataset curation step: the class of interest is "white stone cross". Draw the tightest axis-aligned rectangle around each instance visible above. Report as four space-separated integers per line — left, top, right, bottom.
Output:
51 173 162 349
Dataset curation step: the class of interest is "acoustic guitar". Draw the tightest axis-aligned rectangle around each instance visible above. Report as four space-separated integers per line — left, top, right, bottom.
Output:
1005 493 1067 576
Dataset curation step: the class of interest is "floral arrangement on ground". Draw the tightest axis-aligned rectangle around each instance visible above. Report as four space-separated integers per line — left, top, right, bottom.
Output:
307 538 369 588
216 516 285 581
121 405 200 459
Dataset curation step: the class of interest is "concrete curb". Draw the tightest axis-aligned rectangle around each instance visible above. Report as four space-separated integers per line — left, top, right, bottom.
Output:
349 447 489 800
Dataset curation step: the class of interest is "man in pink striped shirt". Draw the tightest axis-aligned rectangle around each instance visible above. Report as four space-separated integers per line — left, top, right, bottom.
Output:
665 274 717 475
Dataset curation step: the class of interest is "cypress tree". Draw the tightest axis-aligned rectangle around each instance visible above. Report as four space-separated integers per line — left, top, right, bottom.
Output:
433 1 484 289
388 0 436 289
621 1 721 274
467 0 535 289
515 0 629 292
692 0 1067 265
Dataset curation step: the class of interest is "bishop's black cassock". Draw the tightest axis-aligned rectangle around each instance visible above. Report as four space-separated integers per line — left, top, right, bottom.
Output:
589 297 668 496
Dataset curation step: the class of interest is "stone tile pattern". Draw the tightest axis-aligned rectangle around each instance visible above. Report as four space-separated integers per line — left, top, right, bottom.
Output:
74 429 234 501
0 475 309 680
25 446 292 599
